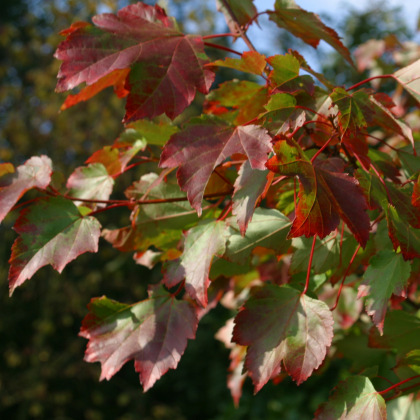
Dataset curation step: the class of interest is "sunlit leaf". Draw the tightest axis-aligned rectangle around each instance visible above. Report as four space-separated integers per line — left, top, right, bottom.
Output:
233 284 334 391
9 197 101 295
80 285 198 391
0 156 52 224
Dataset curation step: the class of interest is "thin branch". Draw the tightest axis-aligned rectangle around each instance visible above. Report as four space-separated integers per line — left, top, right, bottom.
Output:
378 375 420 395
202 33 238 40
219 0 257 52
346 74 395 91
311 134 335 163
330 243 361 311
204 42 242 56
302 235 317 295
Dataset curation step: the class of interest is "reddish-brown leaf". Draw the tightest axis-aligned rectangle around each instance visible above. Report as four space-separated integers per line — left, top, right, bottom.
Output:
266 139 370 246
159 117 272 215
55 3 214 121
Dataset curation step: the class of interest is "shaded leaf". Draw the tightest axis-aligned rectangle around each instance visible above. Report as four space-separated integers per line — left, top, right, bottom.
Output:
119 119 178 147
80 286 198 391
358 250 411 334
55 3 214 121
269 0 352 65
66 163 114 208
290 232 358 276
0 156 52 224
9 197 101 295
232 161 269 235
160 117 272 215
385 204 420 260
164 220 228 307
314 376 386 420
225 207 291 264
266 139 370 246
369 310 420 356
233 284 334 391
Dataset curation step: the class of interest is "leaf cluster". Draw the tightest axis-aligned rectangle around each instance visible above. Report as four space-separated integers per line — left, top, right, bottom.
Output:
2 1 420 417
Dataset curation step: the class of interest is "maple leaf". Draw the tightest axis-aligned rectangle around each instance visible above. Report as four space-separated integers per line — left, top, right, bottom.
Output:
290 232 358 276
393 58 420 103
55 3 214 122
314 376 386 420
225 208 291 264
232 284 334 391
216 0 257 33
369 310 420 357
387 394 420 420
159 117 272 215
205 80 268 125
358 250 411 334
385 204 420 260
232 161 269 235
212 51 266 75
9 197 101 295
79 285 198 391
266 139 370 246
120 119 178 147
331 88 414 146
414 175 420 208
163 220 228 307
215 318 247 407
269 0 353 65
60 68 129 110
66 163 114 208
0 156 52 224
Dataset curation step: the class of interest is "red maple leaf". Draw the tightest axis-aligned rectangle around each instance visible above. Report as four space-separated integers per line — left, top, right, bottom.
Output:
266 139 370 246
160 117 272 215
55 3 214 121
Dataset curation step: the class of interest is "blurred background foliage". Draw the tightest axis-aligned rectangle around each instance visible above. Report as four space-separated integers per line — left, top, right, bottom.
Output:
0 1 417 419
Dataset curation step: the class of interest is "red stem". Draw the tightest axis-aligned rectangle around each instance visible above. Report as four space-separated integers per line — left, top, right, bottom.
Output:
295 105 326 119
272 175 288 186
88 203 130 216
346 74 395 91
302 235 317 295
311 134 335 163
378 375 420 395
330 243 361 311
369 162 394 206
202 33 238 40
58 190 233 206
217 202 232 221
172 280 186 298
204 42 242 56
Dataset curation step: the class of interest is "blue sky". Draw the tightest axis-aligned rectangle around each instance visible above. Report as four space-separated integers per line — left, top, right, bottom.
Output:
241 0 420 70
